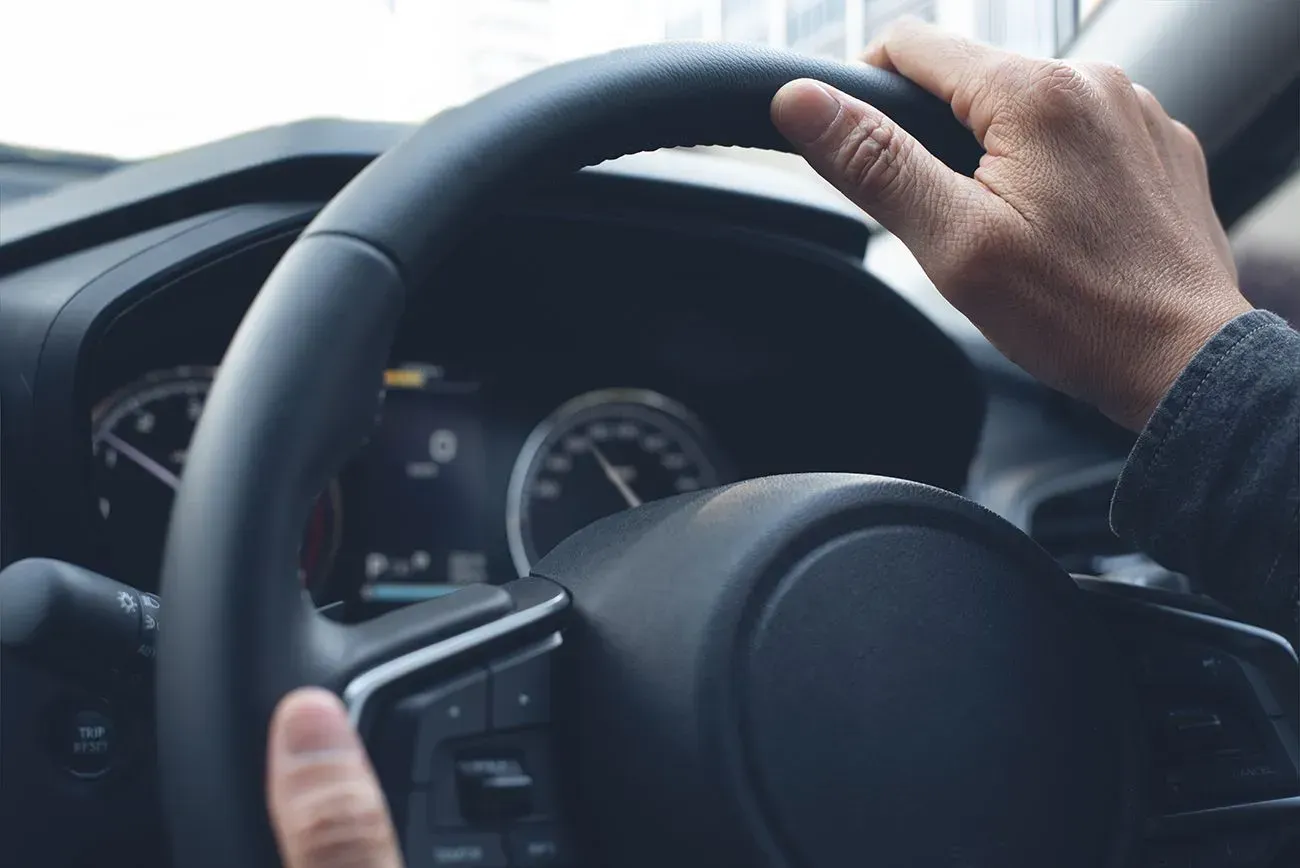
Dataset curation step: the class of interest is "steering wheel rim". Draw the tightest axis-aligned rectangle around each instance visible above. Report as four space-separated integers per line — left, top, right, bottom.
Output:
157 42 982 868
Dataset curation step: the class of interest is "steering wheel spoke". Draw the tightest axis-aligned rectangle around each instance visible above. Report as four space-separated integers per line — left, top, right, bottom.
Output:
317 583 516 691
1077 577 1300 866
337 577 571 868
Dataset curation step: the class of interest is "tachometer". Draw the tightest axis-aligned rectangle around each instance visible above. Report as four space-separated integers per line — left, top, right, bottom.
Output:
91 366 342 594
506 388 723 575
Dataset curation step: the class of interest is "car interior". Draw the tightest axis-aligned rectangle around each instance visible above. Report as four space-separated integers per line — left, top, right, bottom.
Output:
0 1 1297 867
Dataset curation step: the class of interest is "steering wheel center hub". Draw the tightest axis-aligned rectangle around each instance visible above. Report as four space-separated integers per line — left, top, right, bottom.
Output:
541 475 1139 868
743 523 1135 867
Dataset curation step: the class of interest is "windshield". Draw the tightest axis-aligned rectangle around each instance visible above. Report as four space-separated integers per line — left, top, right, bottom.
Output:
1 0 1108 160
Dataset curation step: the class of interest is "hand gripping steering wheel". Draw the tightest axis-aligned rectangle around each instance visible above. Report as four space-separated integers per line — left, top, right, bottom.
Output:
158 43 1298 868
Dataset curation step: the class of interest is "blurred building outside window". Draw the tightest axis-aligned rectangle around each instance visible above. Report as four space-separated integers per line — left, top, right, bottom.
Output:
1 0 1103 159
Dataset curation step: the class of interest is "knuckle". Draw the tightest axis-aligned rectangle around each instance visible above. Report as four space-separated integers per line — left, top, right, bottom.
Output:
1087 61 1132 90
1131 83 1162 114
1024 61 1094 118
833 113 911 199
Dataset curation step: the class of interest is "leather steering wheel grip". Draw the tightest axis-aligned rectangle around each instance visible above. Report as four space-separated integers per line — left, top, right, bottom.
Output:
157 42 980 868
309 41 983 279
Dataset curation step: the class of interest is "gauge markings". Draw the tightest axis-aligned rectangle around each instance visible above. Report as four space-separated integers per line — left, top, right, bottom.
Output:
505 388 723 576
90 366 341 595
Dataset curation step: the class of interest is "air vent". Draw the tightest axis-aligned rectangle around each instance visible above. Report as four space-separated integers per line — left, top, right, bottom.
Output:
1020 462 1191 593
978 459 1190 590
1029 476 1130 574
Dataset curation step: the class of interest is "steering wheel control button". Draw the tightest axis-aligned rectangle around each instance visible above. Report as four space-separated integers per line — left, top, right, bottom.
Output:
405 670 490 784
505 825 570 867
1139 642 1241 688
429 730 560 828
1161 753 1297 812
455 756 534 824
1136 641 1268 714
1163 707 1232 756
52 703 116 778
427 832 507 868
1150 686 1298 812
136 592 161 660
489 636 556 730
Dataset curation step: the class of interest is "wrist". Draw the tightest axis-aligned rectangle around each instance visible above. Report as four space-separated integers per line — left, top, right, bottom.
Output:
1115 292 1255 432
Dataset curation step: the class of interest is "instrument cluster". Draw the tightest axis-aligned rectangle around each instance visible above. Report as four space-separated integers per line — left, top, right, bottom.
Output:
73 202 986 614
90 362 729 612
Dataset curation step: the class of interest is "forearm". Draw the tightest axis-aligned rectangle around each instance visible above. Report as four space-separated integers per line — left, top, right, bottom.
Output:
1111 309 1300 640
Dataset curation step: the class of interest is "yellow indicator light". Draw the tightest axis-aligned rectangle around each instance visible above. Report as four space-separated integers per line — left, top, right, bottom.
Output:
384 368 426 390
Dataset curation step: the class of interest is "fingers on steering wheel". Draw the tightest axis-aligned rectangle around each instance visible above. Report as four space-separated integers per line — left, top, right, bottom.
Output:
859 34 895 71
267 689 404 868
856 15 1023 143
770 79 998 268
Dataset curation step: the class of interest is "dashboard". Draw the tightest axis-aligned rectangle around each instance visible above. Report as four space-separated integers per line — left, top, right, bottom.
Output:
2 157 993 626
77 213 983 618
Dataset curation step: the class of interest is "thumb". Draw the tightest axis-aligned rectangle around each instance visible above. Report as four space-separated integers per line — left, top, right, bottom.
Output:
771 79 973 253
267 688 404 868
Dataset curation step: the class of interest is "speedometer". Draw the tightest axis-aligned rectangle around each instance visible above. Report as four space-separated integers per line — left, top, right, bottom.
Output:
90 366 342 595
505 388 724 575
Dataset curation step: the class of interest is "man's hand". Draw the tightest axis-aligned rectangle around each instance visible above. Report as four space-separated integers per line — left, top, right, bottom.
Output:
771 17 1252 431
267 688 405 868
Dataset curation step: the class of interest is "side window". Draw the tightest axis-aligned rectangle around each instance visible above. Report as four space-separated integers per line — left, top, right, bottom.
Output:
1231 165 1300 328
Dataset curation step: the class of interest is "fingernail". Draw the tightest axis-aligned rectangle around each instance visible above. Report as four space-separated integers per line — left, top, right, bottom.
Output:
275 688 355 756
772 79 844 145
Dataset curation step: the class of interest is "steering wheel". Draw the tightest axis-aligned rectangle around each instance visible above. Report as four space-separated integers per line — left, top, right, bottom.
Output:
157 44 1297 868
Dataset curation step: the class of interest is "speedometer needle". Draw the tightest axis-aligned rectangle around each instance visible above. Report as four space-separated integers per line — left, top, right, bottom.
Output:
588 442 642 508
99 431 182 491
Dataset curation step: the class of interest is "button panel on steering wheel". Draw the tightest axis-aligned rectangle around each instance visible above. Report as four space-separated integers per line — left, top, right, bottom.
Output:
360 617 570 868
1080 579 1300 867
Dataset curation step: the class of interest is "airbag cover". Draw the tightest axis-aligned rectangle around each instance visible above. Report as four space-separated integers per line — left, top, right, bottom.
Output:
743 523 1134 867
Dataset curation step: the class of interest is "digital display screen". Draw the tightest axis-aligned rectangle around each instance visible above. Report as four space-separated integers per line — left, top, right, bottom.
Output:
353 365 489 601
